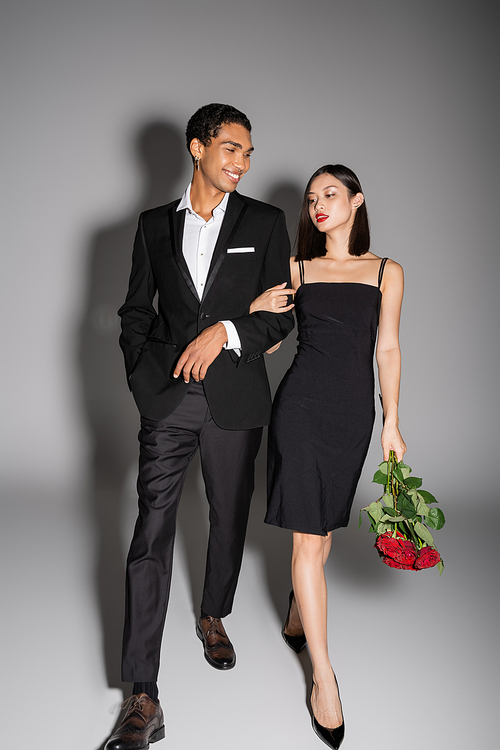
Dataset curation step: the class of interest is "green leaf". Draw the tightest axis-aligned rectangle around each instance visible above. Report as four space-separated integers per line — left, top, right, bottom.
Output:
381 506 398 517
401 507 417 520
397 491 416 512
362 501 385 525
361 500 379 514
406 476 423 489
373 470 387 485
426 507 446 530
419 490 438 504
360 501 386 530
377 461 389 475
416 497 430 517
437 560 445 575
414 521 435 546
393 468 405 483
394 461 411 482
376 522 393 534
381 514 406 523
382 493 394 508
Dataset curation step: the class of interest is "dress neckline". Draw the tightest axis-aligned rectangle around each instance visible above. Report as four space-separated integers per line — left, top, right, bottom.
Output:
297 257 388 291
296 281 381 294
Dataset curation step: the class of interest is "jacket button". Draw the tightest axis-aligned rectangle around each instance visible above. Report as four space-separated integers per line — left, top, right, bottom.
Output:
200 313 210 320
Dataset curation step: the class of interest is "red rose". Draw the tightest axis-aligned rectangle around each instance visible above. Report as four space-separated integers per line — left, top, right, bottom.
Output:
414 546 441 570
375 532 417 566
381 556 415 570
375 530 399 554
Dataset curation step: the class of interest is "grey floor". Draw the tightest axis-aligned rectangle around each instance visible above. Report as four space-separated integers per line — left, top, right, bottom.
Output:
2 446 498 750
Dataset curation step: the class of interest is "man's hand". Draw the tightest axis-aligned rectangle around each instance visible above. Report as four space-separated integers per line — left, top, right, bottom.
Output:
173 323 228 383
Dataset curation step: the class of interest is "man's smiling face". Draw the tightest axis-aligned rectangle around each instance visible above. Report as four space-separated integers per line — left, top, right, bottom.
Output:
194 122 253 194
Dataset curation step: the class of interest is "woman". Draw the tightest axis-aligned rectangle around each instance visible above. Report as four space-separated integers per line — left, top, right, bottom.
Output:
250 165 406 749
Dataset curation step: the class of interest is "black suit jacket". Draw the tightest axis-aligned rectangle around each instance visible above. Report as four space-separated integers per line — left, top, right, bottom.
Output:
118 190 295 428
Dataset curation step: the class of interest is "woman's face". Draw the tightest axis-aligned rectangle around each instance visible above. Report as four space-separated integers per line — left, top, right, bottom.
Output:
307 173 362 233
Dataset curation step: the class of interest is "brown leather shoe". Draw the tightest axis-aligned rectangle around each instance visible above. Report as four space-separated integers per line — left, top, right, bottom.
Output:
105 694 165 749
196 615 236 670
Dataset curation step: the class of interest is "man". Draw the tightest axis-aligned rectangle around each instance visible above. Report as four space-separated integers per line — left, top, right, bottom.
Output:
106 104 294 749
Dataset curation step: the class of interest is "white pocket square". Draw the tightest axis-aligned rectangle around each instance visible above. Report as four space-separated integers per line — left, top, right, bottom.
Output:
227 247 255 253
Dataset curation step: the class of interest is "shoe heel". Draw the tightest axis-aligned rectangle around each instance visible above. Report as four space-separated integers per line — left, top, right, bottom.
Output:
282 590 306 653
150 724 165 743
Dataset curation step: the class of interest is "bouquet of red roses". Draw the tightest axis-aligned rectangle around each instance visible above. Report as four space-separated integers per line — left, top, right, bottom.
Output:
359 451 445 573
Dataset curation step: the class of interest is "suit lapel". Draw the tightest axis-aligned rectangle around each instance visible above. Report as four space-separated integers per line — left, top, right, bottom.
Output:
168 204 199 301
201 192 247 303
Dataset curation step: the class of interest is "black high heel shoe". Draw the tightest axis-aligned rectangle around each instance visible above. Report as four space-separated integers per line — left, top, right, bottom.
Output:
311 679 345 750
281 590 306 653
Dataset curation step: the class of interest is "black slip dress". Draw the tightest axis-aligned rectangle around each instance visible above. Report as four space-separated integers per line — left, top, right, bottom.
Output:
265 258 388 535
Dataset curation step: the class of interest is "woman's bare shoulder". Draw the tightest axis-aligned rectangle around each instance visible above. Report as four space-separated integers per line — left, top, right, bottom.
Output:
380 258 404 295
384 258 404 277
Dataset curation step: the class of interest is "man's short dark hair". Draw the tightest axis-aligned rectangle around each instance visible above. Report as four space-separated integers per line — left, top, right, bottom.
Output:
185 103 252 158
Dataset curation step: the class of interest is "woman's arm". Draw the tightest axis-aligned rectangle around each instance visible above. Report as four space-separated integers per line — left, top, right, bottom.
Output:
249 282 294 352
249 257 299 314
249 282 295 314
249 258 297 353
250 258 296 354
229 211 295 357
376 260 407 462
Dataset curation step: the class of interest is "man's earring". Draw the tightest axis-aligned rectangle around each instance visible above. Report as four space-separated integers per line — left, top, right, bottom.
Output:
195 157 200 171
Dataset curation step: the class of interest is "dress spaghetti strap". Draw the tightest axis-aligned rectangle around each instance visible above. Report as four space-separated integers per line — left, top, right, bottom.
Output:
378 257 389 289
298 259 305 285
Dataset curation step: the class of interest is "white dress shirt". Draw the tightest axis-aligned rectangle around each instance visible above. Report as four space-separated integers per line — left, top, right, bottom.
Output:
176 184 241 352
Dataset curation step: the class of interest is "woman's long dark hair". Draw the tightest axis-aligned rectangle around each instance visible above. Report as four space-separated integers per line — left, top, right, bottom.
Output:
295 164 370 260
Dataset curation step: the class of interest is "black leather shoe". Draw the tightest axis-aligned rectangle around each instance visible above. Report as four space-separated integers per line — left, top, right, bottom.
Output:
311 680 345 750
282 590 306 653
105 694 165 749
196 614 236 670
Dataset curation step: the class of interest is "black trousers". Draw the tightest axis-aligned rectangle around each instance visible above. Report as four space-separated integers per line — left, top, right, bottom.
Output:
122 382 263 682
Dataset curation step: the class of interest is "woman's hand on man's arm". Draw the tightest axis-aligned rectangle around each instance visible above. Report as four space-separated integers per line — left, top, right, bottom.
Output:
249 283 295 314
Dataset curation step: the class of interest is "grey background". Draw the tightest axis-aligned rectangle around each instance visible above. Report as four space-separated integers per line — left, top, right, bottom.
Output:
1 1 498 748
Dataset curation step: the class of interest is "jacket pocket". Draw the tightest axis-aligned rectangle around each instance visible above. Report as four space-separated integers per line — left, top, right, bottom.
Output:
146 336 177 346
146 318 176 346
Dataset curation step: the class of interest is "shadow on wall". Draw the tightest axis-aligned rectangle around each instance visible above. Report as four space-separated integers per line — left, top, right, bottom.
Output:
77 121 187 690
